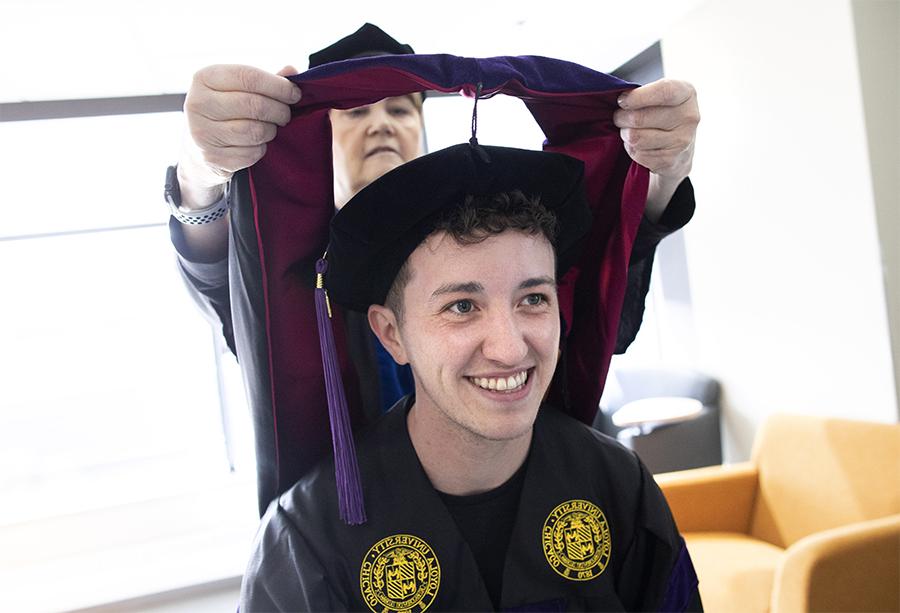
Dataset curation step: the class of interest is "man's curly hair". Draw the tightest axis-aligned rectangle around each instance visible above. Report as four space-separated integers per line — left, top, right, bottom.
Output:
384 190 559 319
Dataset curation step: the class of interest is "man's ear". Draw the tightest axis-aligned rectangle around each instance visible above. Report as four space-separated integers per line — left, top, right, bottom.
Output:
368 305 409 365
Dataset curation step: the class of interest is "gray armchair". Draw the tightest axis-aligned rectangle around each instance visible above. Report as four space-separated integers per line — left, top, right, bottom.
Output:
593 368 723 473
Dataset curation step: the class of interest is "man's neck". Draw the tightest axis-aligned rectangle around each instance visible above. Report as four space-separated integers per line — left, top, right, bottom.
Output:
406 402 533 497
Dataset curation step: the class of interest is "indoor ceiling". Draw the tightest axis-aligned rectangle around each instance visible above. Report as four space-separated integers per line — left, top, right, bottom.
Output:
0 0 705 103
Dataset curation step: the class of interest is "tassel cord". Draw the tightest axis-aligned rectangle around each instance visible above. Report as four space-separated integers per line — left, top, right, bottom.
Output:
315 258 367 525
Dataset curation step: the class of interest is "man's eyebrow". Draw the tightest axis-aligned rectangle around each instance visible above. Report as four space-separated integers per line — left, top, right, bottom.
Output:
519 276 557 290
429 277 556 300
430 281 484 299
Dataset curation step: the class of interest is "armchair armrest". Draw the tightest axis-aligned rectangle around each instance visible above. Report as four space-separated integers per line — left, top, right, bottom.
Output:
772 514 900 613
655 462 758 533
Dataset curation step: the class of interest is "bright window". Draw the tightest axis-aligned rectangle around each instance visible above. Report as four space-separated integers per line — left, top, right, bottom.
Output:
0 112 258 611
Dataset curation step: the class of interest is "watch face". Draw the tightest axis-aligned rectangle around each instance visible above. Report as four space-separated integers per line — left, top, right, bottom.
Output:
164 165 181 206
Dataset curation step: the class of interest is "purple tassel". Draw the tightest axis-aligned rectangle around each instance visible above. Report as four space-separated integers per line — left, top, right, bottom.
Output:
315 258 367 525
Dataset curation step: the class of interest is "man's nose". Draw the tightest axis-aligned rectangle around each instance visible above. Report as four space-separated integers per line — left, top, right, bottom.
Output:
481 310 529 366
365 107 397 136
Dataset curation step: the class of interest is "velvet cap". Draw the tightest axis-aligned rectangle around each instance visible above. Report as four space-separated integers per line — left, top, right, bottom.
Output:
308 23 415 68
325 143 592 313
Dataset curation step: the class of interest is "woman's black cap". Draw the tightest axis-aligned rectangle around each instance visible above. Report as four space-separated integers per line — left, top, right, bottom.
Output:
308 23 415 68
325 143 592 313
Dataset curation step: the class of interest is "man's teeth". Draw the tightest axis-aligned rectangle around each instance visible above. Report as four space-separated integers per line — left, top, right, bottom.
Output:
471 371 528 392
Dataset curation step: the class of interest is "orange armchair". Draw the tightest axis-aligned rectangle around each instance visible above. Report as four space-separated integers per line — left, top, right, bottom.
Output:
656 414 899 612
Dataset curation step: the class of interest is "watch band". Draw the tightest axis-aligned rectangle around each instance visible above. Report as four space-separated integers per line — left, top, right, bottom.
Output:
165 165 230 225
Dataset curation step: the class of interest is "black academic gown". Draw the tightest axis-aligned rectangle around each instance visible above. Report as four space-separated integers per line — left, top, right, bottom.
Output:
241 399 699 612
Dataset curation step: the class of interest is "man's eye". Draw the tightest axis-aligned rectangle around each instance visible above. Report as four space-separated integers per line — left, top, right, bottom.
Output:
448 300 474 315
389 106 411 116
523 294 547 307
346 107 368 118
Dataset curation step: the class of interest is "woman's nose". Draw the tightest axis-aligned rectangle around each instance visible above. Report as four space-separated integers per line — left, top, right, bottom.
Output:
365 107 397 136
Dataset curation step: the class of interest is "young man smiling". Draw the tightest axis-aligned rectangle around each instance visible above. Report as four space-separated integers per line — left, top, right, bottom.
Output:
369 203 561 497
240 143 701 612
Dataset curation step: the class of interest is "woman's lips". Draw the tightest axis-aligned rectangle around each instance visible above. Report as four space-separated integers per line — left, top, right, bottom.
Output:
365 146 400 158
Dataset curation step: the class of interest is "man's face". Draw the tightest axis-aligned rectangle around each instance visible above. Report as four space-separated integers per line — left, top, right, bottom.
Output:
373 229 560 444
330 96 423 208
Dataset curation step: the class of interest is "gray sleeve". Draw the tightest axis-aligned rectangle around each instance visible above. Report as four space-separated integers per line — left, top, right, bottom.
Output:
615 178 696 354
240 503 347 612
169 217 236 355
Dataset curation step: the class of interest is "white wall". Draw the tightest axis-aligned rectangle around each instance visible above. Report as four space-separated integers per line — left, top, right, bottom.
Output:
661 0 898 461
852 0 900 423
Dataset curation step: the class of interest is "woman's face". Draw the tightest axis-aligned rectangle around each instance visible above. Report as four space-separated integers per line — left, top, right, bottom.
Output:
330 95 424 209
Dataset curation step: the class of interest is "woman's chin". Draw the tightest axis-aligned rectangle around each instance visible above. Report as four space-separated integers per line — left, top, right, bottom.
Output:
364 157 405 182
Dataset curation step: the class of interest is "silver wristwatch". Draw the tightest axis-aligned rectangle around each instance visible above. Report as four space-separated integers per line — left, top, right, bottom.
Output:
164 165 230 225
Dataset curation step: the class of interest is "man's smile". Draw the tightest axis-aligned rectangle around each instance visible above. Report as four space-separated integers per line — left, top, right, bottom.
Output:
467 368 533 394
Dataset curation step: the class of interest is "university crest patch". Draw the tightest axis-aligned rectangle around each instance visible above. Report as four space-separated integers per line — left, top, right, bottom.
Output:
542 499 611 581
360 534 440 612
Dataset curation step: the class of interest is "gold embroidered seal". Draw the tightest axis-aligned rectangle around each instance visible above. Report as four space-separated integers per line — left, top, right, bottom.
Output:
542 499 611 581
360 534 441 613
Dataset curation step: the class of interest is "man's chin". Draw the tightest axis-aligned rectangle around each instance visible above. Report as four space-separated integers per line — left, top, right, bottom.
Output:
468 419 536 445
461 404 540 443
